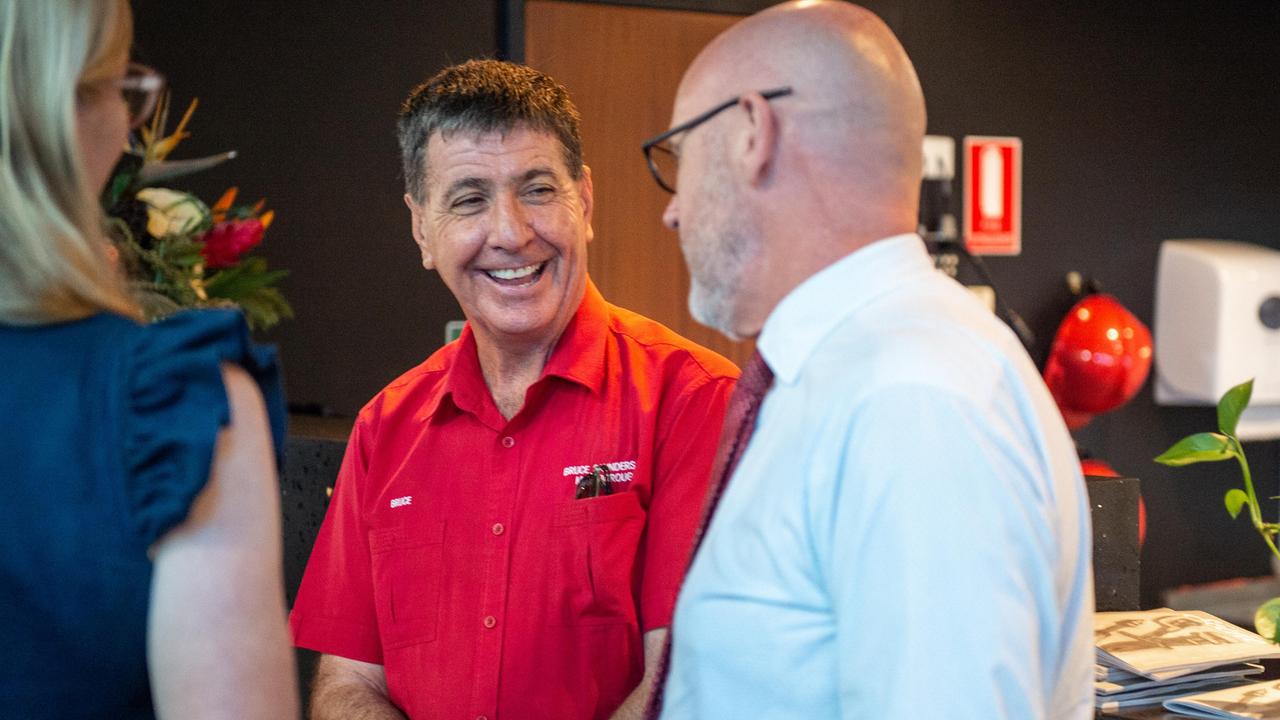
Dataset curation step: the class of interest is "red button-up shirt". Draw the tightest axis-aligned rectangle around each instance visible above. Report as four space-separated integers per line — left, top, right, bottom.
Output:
290 282 737 720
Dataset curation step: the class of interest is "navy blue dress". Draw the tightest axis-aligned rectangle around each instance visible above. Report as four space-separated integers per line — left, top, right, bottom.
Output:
0 309 285 719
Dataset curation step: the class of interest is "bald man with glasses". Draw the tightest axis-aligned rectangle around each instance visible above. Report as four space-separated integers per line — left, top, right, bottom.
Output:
643 3 1094 718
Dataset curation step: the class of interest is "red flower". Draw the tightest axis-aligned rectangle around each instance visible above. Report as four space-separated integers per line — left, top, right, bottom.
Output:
200 218 264 269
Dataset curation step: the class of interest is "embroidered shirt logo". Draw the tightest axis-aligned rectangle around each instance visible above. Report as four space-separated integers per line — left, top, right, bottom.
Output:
562 459 637 486
390 495 413 509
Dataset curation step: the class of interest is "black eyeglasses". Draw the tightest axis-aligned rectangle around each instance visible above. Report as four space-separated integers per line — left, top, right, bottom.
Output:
640 86 792 194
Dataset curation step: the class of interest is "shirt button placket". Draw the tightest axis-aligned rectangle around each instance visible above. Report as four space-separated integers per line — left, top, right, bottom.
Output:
472 432 515 719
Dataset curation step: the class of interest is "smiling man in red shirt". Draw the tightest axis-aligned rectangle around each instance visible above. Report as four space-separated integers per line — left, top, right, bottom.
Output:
289 60 737 720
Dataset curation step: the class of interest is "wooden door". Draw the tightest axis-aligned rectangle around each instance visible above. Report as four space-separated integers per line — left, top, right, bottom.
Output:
524 0 753 368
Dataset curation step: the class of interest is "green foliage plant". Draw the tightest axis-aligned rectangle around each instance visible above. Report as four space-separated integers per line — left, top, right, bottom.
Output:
1154 378 1280 640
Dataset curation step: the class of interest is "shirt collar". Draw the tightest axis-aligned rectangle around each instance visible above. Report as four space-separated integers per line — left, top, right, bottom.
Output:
757 233 931 385
428 279 609 424
540 279 608 394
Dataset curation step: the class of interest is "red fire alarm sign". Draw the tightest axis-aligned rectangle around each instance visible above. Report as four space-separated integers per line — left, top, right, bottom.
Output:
963 136 1022 256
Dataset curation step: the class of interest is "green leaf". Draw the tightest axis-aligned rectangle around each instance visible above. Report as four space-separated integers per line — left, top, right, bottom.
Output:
1256 597 1280 643
1225 488 1251 519
1218 378 1255 437
100 152 143 210
235 286 293 331
1154 432 1236 466
204 261 288 300
104 171 134 209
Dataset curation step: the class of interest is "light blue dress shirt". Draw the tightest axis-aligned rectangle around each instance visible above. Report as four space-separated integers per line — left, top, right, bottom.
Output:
662 234 1094 719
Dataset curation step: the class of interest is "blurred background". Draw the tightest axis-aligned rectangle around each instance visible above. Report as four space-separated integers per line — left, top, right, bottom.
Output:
130 0 1280 609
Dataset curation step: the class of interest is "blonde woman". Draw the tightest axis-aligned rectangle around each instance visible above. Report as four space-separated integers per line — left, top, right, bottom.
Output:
0 1 297 717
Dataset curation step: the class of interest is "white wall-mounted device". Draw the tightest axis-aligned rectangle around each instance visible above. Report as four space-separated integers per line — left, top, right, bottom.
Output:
1154 239 1280 440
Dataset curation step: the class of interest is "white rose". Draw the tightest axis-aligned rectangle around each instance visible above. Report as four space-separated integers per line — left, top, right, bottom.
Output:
135 188 210 238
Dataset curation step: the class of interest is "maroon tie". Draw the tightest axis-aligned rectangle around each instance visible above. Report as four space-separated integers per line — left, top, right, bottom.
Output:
646 350 774 718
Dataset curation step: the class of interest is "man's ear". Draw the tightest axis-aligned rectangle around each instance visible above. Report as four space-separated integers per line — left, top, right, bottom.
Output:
734 92 780 188
578 165 595 244
404 193 435 270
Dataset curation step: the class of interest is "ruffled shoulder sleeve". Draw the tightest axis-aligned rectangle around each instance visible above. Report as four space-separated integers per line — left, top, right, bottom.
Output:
124 308 286 547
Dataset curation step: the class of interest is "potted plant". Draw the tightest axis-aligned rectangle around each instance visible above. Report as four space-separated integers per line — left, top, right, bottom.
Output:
1155 378 1280 640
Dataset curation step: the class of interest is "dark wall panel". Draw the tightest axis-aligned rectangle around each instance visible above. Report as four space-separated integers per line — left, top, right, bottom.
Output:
130 0 499 417
899 2 1280 606
510 0 1280 606
132 0 1280 606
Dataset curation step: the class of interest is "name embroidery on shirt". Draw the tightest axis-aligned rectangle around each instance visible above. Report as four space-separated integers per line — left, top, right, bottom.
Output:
562 460 637 486
389 495 413 509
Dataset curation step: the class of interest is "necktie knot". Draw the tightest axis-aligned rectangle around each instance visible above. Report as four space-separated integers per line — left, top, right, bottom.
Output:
738 349 774 401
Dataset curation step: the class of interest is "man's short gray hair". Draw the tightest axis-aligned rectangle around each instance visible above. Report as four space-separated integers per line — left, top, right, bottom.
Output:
397 59 584 203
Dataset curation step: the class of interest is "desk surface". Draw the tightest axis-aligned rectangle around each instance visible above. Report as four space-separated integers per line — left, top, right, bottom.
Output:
288 413 354 440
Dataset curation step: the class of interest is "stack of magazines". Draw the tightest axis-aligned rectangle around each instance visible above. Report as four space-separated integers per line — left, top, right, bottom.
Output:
1163 679 1280 719
1095 609 1280 714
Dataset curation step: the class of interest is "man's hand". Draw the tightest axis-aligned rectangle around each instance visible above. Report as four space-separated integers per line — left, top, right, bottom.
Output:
609 628 668 720
310 654 407 720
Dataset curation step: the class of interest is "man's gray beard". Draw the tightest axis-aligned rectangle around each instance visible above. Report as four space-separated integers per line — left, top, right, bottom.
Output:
683 149 755 340
686 218 754 341
689 272 743 341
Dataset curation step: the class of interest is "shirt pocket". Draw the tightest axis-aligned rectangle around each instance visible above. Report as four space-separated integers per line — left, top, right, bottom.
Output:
368 521 446 649
552 492 646 626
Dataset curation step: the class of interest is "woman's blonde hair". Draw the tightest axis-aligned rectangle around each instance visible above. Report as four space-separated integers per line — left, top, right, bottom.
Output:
0 0 138 324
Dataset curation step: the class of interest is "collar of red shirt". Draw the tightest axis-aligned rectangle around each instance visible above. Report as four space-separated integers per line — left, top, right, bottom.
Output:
423 279 609 427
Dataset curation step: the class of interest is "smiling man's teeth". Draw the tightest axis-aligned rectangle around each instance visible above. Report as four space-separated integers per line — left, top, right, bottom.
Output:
487 263 542 281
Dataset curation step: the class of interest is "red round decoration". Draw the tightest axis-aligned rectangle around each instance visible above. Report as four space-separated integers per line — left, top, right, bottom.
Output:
1043 293 1153 429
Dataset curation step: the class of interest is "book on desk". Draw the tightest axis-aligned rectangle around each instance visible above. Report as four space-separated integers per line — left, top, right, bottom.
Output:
1095 609 1280 717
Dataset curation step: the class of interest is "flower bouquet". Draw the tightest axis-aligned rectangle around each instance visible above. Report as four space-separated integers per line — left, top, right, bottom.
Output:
102 95 292 330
